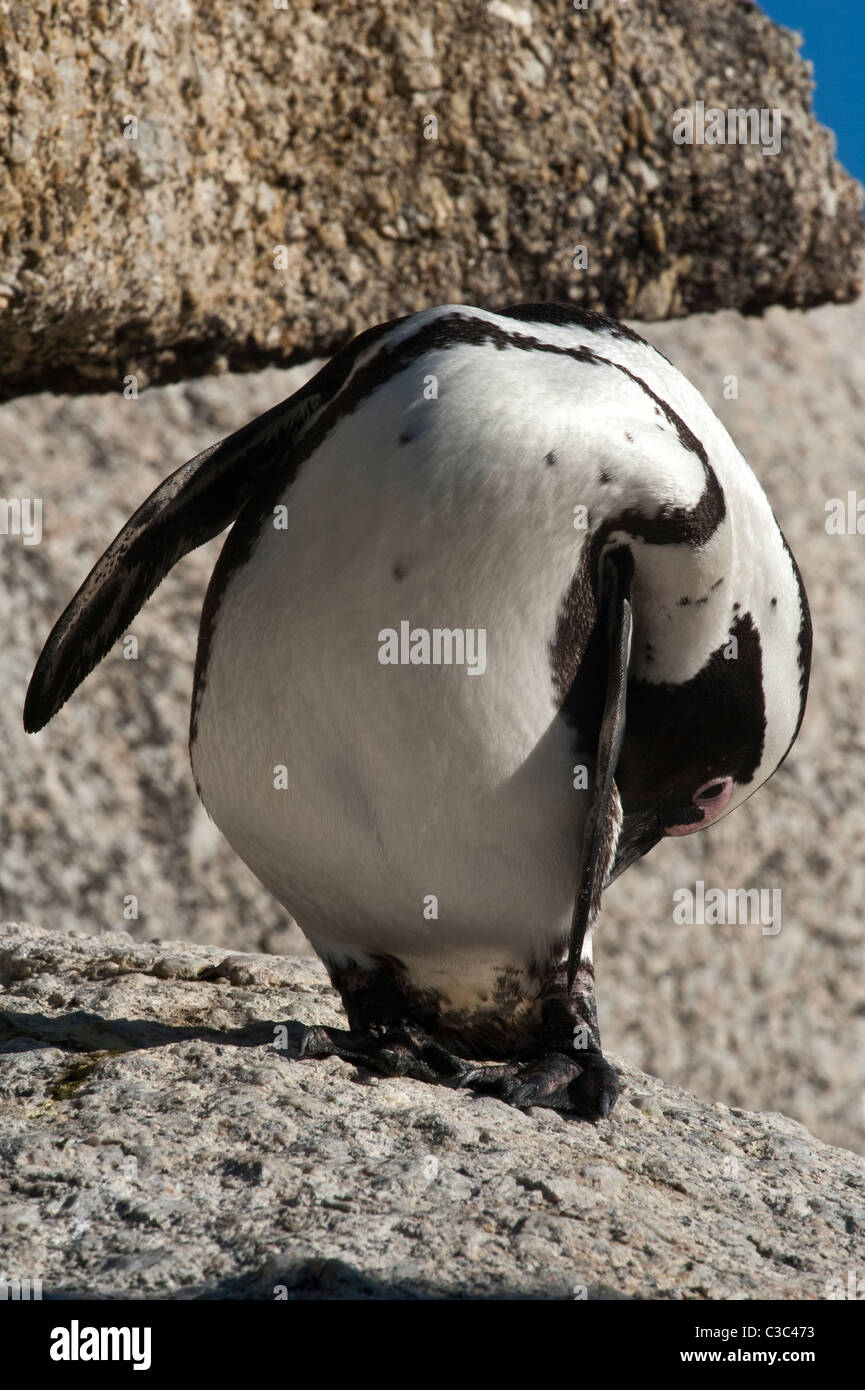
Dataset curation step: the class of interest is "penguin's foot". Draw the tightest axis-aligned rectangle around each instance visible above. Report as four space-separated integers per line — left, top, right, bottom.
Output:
458 1048 620 1120
298 1021 473 1085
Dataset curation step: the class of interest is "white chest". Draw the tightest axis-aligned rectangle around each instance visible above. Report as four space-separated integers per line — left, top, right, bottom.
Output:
190 361 596 991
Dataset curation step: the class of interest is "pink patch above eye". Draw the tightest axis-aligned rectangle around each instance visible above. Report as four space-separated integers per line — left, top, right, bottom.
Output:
666 775 735 836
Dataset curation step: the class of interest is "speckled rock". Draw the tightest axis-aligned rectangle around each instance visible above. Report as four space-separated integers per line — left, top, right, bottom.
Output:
1 0 862 399
2 923 863 1300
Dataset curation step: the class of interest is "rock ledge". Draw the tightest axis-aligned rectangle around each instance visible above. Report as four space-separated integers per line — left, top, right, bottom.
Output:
2 0 862 398
1 923 862 1300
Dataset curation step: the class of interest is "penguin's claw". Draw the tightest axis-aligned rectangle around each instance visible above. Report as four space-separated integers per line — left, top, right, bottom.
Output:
459 1049 620 1120
298 1025 619 1119
297 1022 472 1085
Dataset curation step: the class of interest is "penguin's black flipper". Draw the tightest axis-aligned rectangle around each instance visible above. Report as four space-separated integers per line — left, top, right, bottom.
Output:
23 413 296 732
23 319 401 734
566 546 634 988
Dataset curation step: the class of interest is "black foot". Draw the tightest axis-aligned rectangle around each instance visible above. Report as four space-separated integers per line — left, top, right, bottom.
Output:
460 1048 620 1120
299 1021 473 1085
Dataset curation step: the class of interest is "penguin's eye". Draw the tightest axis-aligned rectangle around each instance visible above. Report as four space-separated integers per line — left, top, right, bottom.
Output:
692 776 734 810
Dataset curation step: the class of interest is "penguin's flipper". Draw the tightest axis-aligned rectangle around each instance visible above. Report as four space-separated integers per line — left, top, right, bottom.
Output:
23 321 396 734
23 405 299 731
566 546 634 988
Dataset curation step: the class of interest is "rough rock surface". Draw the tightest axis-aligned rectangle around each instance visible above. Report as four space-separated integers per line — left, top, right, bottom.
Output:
1 923 862 1300
1 0 862 399
3 296 864 1154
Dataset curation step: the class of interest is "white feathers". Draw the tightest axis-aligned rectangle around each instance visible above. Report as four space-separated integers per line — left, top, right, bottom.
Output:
189 304 808 1008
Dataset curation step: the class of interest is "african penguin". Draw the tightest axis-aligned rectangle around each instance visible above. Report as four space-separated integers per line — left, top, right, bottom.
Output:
25 303 812 1119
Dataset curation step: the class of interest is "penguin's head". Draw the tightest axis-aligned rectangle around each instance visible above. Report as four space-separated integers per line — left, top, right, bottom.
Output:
608 522 812 877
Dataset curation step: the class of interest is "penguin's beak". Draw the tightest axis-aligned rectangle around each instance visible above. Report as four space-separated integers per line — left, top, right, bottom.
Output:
605 806 664 885
566 547 635 987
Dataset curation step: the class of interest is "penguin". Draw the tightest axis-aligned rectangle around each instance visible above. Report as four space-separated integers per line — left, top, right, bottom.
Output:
24 303 812 1120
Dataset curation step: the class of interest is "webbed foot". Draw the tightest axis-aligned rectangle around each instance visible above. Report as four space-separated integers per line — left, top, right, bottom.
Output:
298 1021 473 1085
459 1047 619 1119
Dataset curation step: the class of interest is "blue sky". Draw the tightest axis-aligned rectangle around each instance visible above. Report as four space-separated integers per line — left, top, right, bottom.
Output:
759 2 864 186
